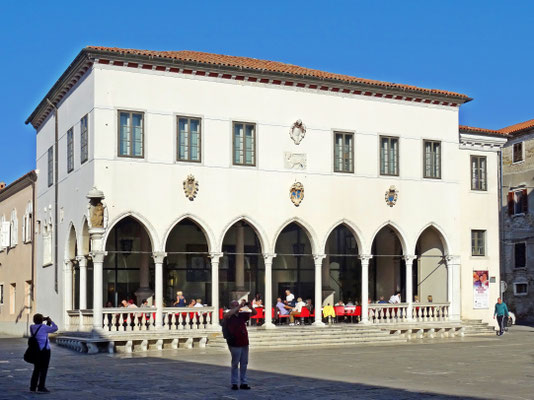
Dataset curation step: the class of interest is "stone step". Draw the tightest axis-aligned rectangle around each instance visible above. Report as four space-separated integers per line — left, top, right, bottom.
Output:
209 336 408 349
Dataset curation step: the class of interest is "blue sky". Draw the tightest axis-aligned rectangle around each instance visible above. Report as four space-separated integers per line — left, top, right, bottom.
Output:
1 1 533 184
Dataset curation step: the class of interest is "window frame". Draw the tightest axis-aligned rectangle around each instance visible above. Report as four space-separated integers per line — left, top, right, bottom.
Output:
512 141 524 164
232 121 256 167
0 283 3 305
470 155 487 191
471 229 486 257
333 131 355 173
47 146 53 187
513 282 528 296
80 114 88 164
508 188 528 216
379 135 400 176
67 127 74 173
514 242 527 269
117 110 145 159
176 116 202 163
423 140 442 179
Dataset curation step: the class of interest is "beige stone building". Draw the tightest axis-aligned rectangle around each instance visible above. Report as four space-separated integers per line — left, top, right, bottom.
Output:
500 119 534 321
0 171 37 335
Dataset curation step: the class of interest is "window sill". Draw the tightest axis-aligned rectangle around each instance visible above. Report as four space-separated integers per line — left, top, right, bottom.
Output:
513 267 527 271
514 293 528 297
512 160 525 165
511 213 527 218
42 262 53 268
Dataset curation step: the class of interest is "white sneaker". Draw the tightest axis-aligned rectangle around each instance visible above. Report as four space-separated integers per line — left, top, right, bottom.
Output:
289 323 295 326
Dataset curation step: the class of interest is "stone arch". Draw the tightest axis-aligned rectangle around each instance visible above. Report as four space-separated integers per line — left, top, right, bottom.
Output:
78 216 91 255
367 221 410 255
104 211 159 252
413 222 450 255
218 215 269 254
65 223 77 260
321 219 364 255
162 214 215 253
271 217 319 255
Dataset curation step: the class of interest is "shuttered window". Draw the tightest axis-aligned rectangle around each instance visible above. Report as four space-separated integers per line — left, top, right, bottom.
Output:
508 189 528 215
514 243 526 269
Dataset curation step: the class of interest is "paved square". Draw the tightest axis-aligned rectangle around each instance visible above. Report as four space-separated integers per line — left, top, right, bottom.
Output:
1 326 533 399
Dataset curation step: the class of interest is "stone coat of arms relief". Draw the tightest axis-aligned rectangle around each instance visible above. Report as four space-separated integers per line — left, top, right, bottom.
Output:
289 119 306 145
385 185 398 207
290 182 305 206
183 174 199 201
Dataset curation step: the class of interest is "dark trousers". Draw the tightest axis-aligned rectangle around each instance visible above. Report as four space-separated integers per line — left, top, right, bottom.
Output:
497 315 506 335
30 349 50 390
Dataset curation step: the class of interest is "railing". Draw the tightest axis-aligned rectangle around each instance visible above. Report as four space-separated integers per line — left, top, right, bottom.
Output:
66 307 216 332
367 302 450 324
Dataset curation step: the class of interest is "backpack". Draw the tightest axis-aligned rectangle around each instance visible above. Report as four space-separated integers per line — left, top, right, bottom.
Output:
221 318 234 346
23 325 43 364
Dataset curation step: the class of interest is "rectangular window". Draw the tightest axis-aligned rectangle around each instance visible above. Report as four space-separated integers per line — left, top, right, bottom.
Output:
508 189 528 215
514 283 528 296
177 117 201 162
67 128 74 173
25 281 32 314
380 136 399 176
233 122 256 166
513 142 523 163
471 230 486 256
9 283 16 314
334 132 354 173
514 243 526 269
423 140 441 179
47 147 53 187
80 115 88 164
0 284 3 305
471 156 487 191
118 111 144 158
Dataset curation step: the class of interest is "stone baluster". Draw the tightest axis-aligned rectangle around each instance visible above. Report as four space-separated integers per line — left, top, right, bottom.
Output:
171 313 177 330
102 312 109 331
185 313 191 330
177 313 183 330
141 313 147 331
111 314 117 332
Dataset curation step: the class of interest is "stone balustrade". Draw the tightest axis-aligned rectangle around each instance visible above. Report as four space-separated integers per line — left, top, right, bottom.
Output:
367 303 450 324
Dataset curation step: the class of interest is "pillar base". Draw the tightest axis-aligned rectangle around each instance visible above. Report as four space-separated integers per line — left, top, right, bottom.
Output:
312 321 326 327
134 287 154 305
359 318 370 325
261 322 276 330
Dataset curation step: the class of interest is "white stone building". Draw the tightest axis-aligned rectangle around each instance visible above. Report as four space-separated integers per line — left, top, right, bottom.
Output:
25 47 506 334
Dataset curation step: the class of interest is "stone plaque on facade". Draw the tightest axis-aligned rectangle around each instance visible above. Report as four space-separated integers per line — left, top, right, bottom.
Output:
284 152 307 170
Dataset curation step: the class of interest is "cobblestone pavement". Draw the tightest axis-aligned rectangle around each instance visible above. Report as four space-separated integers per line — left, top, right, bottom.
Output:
1 326 534 400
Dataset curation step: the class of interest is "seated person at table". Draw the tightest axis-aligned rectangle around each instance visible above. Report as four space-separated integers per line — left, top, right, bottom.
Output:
194 298 204 308
289 297 306 325
414 295 420 303
174 291 187 307
427 295 433 303
285 290 295 307
252 293 263 308
346 299 355 306
140 299 150 308
389 292 401 304
336 300 345 307
276 298 291 316
377 296 387 304
187 299 197 308
305 299 313 313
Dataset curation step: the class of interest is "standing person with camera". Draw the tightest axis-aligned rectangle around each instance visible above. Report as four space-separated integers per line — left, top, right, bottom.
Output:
223 299 257 390
29 313 58 393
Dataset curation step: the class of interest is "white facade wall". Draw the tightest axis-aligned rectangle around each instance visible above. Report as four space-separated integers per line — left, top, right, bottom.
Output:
34 62 502 328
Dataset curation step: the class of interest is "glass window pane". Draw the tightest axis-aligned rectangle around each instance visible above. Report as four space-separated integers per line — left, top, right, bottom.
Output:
245 125 254 164
190 119 200 161
119 113 130 156
234 124 243 164
132 114 143 157
178 118 188 160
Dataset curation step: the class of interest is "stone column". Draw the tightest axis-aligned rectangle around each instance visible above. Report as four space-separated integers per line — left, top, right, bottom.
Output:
262 254 276 329
210 252 223 327
91 250 106 331
313 254 326 327
64 260 73 323
76 255 88 310
152 252 166 329
359 255 373 324
235 223 245 290
135 231 154 304
446 256 461 321
404 255 417 320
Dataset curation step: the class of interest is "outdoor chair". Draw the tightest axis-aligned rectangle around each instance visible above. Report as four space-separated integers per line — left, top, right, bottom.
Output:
334 306 346 323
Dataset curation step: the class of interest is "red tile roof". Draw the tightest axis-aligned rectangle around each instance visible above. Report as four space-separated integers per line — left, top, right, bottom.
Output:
86 46 471 100
499 118 534 135
459 125 508 137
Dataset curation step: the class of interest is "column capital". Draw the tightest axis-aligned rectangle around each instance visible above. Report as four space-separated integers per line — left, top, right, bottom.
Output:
90 250 107 263
262 253 277 263
209 252 224 261
359 254 373 263
76 255 88 267
152 252 167 264
313 254 326 263
403 255 417 264
445 255 460 266
63 259 73 271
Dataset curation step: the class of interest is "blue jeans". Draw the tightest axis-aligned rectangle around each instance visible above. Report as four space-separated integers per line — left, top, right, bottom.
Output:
229 345 249 385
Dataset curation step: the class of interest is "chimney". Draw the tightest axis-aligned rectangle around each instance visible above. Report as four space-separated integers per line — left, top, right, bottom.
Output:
0 182 5 190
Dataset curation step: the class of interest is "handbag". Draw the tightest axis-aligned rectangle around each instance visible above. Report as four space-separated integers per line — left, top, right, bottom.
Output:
23 325 43 364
